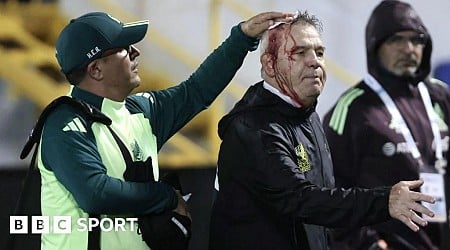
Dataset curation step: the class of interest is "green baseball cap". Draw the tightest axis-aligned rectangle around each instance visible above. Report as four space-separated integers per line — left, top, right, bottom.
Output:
56 12 149 74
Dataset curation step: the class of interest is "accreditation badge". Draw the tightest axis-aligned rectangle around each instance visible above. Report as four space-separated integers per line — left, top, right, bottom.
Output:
420 172 447 223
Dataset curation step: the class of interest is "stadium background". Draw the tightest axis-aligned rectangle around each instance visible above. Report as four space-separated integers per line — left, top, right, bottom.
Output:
1 0 449 249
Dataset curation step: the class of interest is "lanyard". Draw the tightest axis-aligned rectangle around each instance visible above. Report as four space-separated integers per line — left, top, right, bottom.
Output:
364 74 445 174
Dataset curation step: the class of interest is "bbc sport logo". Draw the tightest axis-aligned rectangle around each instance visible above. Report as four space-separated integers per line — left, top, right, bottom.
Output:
10 216 138 234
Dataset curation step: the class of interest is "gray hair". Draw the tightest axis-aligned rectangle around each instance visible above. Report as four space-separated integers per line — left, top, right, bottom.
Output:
260 10 323 56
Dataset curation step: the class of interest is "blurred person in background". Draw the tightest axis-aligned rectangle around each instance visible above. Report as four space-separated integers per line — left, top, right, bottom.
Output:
209 10 436 250
323 1 450 249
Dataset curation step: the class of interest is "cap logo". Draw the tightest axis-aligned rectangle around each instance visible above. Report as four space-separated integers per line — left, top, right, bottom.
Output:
86 46 101 59
107 14 121 24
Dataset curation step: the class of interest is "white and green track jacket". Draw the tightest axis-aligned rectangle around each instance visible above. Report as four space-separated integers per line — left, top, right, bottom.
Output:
37 24 259 250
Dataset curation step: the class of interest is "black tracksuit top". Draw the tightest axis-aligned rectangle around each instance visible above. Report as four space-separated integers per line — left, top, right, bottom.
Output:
210 82 392 250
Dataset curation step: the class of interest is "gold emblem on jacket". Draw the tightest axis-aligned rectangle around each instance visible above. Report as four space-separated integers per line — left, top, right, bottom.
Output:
295 144 311 173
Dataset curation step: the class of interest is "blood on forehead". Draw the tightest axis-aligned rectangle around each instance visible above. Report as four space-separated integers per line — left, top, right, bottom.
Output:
264 24 303 106
265 25 294 60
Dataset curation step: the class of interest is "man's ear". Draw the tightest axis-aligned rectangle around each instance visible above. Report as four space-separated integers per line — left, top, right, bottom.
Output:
86 60 103 81
261 53 275 78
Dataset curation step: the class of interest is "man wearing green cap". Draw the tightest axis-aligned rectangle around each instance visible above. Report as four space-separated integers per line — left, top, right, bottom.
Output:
35 11 295 250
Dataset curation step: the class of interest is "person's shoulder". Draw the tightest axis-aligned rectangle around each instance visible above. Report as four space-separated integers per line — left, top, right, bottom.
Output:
340 81 369 100
236 109 292 139
428 77 450 90
426 77 450 99
323 81 370 133
428 77 448 86
127 92 155 104
43 102 93 134
126 92 155 114
327 82 369 114
219 107 275 137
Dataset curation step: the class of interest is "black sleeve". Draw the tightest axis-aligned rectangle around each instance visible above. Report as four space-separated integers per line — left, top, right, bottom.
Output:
226 120 391 228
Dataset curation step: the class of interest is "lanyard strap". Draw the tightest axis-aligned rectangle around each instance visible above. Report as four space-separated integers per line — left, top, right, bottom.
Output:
417 82 443 161
364 74 444 173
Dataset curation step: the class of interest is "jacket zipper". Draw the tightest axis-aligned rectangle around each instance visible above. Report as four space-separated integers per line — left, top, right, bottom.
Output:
308 117 329 247
308 118 326 184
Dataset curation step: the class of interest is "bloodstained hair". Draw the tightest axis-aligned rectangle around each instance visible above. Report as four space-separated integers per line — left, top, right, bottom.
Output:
260 10 323 106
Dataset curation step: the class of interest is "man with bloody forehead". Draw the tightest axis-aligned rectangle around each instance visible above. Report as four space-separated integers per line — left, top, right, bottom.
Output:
209 10 436 250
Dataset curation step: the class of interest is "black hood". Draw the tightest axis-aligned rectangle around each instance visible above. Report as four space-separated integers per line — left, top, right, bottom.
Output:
218 82 315 139
365 0 432 87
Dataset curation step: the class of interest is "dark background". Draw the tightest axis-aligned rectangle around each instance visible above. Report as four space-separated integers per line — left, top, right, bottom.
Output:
1 167 217 250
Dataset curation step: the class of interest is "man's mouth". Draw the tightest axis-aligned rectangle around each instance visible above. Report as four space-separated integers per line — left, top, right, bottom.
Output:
398 59 418 67
303 75 320 81
132 63 139 72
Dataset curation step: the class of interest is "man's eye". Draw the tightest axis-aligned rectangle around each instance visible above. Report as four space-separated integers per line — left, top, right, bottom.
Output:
387 35 403 44
410 36 426 45
118 49 129 57
386 34 426 46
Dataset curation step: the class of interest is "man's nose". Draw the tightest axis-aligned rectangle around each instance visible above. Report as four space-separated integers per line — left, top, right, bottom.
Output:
400 40 416 52
306 52 320 68
129 45 140 60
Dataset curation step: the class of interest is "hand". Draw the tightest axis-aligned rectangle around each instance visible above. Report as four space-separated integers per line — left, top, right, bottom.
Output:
368 239 388 250
173 190 191 220
240 11 296 38
388 179 435 232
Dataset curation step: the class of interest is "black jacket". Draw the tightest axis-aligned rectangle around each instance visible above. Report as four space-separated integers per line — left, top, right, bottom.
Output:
323 1 450 249
209 82 391 250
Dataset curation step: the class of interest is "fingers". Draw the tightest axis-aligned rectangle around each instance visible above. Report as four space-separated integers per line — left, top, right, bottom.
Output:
376 239 388 250
389 180 436 231
392 180 435 204
240 11 297 38
398 209 428 232
410 200 434 218
397 213 420 232
173 191 191 219
410 191 435 204
401 179 424 190
410 209 427 227
256 11 296 22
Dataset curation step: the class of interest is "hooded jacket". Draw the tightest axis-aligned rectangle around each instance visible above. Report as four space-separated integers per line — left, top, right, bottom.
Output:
210 82 392 250
323 1 450 249
366 0 432 87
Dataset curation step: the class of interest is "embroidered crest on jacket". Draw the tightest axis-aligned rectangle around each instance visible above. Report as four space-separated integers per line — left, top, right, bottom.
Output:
295 144 311 173
131 140 143 161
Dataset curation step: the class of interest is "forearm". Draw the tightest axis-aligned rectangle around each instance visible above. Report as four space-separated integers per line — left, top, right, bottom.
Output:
184 23 259 106
250 176 391 228
297 186 391 228
148 24 259 147
80 175 178 215
42 136 177 215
